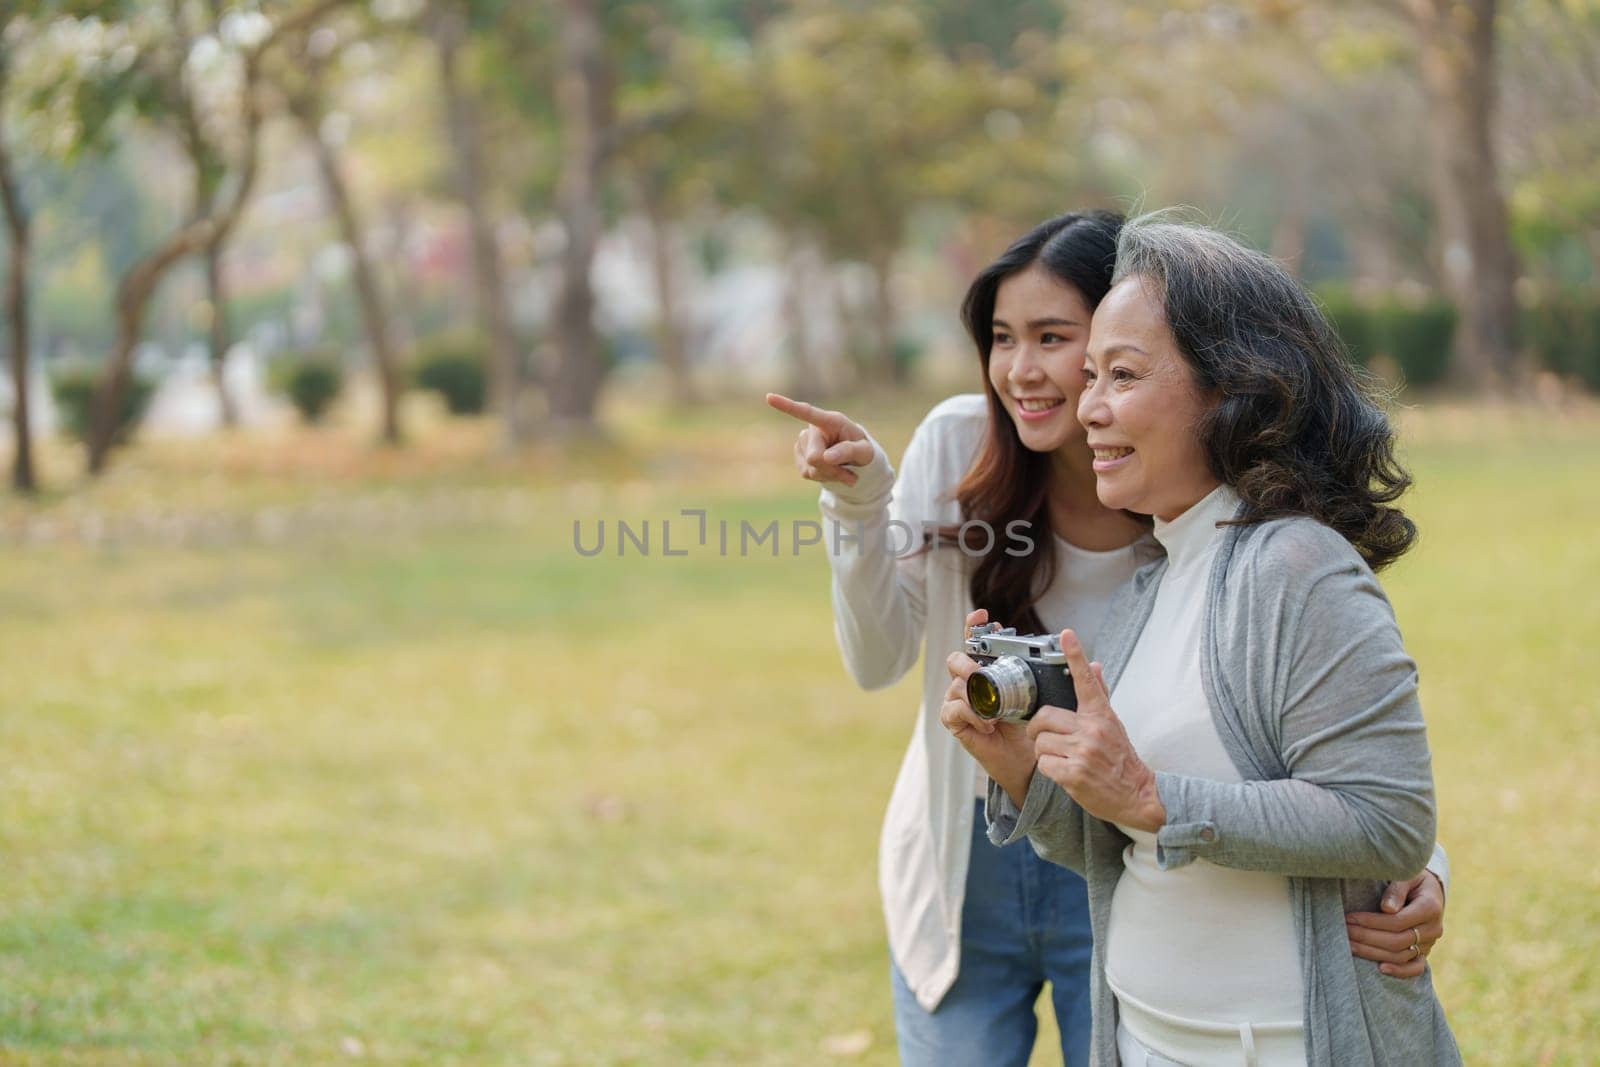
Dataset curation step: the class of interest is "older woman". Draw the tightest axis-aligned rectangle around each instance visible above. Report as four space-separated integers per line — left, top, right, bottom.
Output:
942 216 1459 1066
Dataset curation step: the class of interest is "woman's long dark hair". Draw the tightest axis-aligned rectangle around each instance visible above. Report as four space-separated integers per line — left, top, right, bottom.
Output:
934 210 1125 635
1111 215 1417 569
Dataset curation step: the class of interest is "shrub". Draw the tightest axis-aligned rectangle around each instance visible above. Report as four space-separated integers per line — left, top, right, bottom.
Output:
1523 296 1600 391
892 336 926 380
1374 301 1456 387
274 351 344 424
413 334 487 415
1317 288 1380 367
50 366 155 445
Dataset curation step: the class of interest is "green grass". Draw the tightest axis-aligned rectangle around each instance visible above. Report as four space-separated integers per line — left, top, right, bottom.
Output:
1 395 1597 1064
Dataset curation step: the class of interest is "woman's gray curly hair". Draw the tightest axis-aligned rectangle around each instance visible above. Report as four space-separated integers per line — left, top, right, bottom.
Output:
1110 213 1417 569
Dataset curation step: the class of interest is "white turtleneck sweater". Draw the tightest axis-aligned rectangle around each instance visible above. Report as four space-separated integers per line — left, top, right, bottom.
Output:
1104 484 1305 1065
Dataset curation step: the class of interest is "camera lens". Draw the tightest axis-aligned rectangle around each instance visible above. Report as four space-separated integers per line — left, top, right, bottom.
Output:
967 657 1036 721
968 673 1002 718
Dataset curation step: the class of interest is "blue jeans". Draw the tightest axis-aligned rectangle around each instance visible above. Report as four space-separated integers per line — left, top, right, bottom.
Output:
890 802 1093 1067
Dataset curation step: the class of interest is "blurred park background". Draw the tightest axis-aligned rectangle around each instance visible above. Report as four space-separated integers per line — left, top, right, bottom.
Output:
1 0 1597 1064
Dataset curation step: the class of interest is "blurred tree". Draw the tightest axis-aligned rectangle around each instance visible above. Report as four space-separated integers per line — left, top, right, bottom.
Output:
916 0 1065 63
172 1 254 428
1401 0 1521 387
611 10 700 408
426 0 527 440
462 6 560 402
547 0 609 434
1036 1 1531 391
306 29 448 355
276 9 407 446
606 1 773 407
1500 0 1600 288
714 3 1054 384
23 1 345 473
0 13 39 492
0 0 139 490
82 3 272 472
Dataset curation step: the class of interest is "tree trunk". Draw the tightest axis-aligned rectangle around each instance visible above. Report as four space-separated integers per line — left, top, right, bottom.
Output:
204 234 240 427
0 86 36 494
642 181 695 407
431 0 526 444
867 249 901 385
296 103 403 445
88 232 204 474
1407 0 1520 389
84 8 294 474
549 0 610 433
384 196 424 351
782 241 822 400
828 264 865 392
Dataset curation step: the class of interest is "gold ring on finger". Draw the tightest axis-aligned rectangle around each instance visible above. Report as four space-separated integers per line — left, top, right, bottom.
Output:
1410 927 1421 951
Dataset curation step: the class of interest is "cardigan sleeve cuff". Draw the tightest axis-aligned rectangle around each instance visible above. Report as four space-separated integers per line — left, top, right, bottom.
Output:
1153 771 1219 870
985 769 1055 847
1425 841 1450 900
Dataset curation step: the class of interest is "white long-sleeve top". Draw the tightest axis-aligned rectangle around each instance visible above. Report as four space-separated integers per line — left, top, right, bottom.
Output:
819 393 1151 1010
1105 484 1304 1064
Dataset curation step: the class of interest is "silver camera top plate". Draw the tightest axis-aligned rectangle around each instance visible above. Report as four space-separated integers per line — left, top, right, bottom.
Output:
964 623 1068 666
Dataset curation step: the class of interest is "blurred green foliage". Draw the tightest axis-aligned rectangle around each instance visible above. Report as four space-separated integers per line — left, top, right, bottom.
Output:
1317 289 1457 388
48 364 155 445
413 333 488 415
1375 300 1457 388
274 351 344 424
1523 295 1600 390
1318 288 1382 367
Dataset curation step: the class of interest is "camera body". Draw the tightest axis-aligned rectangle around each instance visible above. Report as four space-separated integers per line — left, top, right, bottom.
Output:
963 622 1077 723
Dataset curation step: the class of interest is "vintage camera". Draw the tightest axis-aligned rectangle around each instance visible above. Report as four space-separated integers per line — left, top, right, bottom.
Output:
963 622 1077 723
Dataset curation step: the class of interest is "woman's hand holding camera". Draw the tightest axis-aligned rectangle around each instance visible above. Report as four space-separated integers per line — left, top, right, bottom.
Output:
1029 630 1166 833
765 392 874 488
941 615 1164 828
942 610 1037 806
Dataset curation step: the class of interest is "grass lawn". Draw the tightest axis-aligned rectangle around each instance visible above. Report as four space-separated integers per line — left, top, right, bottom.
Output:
1 391 1596 1064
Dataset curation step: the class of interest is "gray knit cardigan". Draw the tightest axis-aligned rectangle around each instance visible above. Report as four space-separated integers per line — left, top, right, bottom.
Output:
988 512 1461 1066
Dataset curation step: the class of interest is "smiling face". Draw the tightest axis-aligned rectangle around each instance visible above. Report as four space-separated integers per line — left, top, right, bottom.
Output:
986 264 1096 457
1078 276 1220 521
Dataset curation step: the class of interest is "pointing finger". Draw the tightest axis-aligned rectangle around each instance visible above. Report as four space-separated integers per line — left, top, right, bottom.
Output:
765 392 845 434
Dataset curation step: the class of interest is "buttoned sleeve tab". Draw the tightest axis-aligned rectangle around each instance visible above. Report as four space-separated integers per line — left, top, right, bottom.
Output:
1152 771 1228 869
1154 825 1219 870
